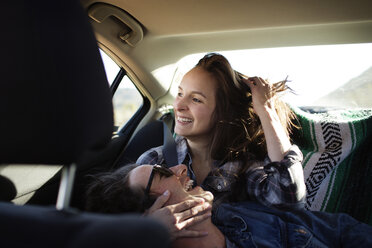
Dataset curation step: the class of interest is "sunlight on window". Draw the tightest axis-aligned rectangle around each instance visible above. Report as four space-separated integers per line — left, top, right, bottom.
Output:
99 49 143 127
222 43 372 108
112 75 143 127
170 43 372 108
99 49 120 85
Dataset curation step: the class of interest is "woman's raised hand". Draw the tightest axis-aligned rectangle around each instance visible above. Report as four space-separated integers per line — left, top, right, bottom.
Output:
144 190 212 241
244 76 292 161
245 76 274 115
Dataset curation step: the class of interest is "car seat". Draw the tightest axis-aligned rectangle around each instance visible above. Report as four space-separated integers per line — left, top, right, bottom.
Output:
113 111 177 168
0 0 169 247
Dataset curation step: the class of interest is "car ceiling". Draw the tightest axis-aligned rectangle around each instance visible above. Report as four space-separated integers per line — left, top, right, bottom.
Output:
83 0 372 36
81 0 372 100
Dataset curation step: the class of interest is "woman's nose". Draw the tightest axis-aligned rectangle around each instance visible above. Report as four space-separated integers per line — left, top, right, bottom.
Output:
174 97 187 111
170 164 188 177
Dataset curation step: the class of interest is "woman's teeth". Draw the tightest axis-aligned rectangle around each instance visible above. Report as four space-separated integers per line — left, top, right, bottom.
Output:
177 117 193 123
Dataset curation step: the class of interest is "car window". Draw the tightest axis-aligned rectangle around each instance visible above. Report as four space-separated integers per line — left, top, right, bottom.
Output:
170 43 372 109
100 49 143 127
112 76 143 127
100 49 120 85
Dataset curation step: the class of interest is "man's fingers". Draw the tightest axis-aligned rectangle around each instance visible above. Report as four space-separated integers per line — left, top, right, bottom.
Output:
177 211 212 230
174 229 209 239
146 190 170 214
176 202 212 222
171 198 205 213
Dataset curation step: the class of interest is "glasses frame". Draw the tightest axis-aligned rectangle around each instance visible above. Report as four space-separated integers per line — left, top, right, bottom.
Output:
143 165 174 208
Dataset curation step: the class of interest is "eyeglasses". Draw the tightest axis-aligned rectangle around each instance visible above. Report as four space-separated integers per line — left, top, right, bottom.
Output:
143 165 174 208
144 165 174 196
142 165 174 209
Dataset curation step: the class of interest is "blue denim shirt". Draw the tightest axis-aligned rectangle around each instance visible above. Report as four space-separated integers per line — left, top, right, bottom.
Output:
213 201 372 248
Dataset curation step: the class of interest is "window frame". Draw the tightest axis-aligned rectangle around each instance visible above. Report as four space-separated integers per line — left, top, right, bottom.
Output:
99 49 150 132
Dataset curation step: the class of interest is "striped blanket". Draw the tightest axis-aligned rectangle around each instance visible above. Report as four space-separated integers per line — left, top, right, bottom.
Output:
292 107 372 225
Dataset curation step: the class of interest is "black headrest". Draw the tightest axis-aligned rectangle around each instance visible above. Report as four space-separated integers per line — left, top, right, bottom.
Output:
0 0 113 165
0 175 17 202
0 202 170 248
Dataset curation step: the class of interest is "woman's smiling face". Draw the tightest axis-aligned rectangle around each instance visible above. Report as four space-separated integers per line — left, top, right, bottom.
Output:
173 67 217 142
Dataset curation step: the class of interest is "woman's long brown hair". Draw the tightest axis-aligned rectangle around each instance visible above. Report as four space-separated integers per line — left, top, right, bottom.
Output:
195 53 297 172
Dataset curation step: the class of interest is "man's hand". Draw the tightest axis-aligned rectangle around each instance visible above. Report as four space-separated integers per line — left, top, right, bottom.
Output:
188 186 214 205
145 190 212 240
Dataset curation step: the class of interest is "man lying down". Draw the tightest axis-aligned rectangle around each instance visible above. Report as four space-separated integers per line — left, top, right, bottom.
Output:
85 164 372 248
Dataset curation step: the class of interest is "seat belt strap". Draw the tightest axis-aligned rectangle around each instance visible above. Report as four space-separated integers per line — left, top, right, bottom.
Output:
162 121 178 167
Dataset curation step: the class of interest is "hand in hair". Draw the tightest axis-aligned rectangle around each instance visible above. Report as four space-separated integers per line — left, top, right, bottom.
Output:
244 76 275 115
243 76 293 161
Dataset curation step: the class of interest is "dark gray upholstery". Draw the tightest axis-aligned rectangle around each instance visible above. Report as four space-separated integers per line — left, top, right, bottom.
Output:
0 202 168 248
0 0 113 165
0 0 169 247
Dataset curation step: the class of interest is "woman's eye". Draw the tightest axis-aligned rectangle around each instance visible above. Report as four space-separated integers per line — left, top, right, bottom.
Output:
177 92 183 97
192 97 202 103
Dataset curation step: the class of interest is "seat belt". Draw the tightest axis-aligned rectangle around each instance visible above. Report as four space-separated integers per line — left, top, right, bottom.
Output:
162 121 178 167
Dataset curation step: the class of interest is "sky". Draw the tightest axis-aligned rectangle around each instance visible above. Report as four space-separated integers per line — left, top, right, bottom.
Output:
221 43 372 106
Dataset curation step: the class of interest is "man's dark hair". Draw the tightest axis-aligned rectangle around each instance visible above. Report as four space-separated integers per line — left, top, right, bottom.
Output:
85 164 149 214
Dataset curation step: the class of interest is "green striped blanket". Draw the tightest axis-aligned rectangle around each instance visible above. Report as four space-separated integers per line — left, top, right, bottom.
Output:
292 107 372 225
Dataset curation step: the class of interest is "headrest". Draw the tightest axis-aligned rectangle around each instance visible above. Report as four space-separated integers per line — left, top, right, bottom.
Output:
0 175 17 201
0 0 113 165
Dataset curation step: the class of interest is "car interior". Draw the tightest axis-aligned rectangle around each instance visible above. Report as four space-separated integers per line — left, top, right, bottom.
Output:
1 0 372 246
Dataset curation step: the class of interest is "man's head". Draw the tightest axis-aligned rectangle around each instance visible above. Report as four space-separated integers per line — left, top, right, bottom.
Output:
85 163 146 213
85 164 213 214
85 164 224 248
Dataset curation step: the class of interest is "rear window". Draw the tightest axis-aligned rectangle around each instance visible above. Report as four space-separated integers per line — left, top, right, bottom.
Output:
171 43 372 108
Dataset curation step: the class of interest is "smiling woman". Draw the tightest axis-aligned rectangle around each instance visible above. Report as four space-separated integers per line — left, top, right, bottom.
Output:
174 67 217 144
